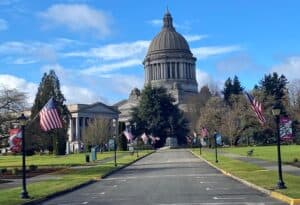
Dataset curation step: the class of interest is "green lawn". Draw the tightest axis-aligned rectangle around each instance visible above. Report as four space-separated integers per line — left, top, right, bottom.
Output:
0 151 131 168
220 145 300 163
191 148 300 198
0 150 153 205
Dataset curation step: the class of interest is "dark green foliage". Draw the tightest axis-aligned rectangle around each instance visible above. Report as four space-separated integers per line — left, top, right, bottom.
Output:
118 121 128 151
27 70 70 155
259 72 288 113
222 76 244 105
130 85 189 147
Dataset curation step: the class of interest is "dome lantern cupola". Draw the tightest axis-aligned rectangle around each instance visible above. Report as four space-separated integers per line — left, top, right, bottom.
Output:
163 9 174 30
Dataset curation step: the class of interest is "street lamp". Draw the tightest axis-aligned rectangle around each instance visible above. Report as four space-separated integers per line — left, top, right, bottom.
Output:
133 122 138 158
18 113 29 199
272 105 286 189
213 130 218 163
112 118 117 167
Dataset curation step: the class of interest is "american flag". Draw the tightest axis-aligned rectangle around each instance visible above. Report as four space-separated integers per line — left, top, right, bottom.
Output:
123 130 133 142
245 92 266 125
39 97 63 131
141 133 148 144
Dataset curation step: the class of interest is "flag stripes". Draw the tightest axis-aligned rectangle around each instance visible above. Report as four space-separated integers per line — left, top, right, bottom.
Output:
40 98 63 131
245 92 266 125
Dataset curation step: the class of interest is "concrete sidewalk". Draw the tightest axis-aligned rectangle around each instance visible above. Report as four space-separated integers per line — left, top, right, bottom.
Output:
218 151 300 176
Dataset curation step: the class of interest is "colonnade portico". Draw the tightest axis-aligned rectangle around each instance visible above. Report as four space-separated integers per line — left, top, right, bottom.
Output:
67 103 119 153
144 61 197 83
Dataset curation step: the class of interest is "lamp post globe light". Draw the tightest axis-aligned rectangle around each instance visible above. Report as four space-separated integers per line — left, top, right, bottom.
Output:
272 105 287 189
112 118 117 167
18 113 29 199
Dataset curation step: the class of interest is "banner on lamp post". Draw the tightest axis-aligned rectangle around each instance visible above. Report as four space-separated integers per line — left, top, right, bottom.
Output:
279 116 293 141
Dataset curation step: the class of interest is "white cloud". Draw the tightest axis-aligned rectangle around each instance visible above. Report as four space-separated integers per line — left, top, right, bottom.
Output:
216 53 259 73
64 40 150 60
196 69 213 89
148 19 161 27
192 45 241 59
81 59 142 75
109 74 144 94
271 56 300 81
196 69 222 94
0 41 56 63
0 74 37 104
0 73 105 105
40 4 111 37
0 38 81 64
61 85 102 104
184 34 208 42
11 58 37 65
0 19 8 31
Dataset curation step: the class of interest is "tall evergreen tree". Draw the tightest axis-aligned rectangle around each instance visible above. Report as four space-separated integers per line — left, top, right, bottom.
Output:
232 75 244 95
28 70 70 155
222 76 244 105
130 85 189 147
259 72 288 113
222 77 233 104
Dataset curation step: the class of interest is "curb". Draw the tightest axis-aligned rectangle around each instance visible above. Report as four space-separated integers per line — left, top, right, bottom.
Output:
190 150 300 205
22 151 155 205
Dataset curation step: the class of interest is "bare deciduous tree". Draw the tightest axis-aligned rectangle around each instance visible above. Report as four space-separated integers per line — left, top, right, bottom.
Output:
82 118 113 148
0 87 27 125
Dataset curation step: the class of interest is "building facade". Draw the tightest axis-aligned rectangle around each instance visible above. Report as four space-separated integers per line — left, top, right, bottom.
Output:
67 102 119 153
143 10 198 110
117 10 199 120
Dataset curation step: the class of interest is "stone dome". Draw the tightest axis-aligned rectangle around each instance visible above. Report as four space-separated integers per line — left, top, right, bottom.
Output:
147 11 191 55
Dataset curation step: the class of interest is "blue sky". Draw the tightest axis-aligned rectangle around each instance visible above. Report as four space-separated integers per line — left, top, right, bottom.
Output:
0 0 299 105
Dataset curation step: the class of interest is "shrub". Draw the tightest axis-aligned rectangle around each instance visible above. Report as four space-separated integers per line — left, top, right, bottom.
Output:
11 168 20 175
29 164 38 171
293 158 299 163
0 168 7 174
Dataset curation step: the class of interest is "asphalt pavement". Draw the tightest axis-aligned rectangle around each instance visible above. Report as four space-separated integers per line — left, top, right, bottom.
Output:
42 149 287 205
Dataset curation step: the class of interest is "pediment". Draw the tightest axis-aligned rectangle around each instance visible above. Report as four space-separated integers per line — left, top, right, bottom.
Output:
81 103 118 115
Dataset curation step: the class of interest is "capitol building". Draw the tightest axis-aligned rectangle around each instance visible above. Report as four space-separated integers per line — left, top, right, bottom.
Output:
67 11 198 152
118 10 198 121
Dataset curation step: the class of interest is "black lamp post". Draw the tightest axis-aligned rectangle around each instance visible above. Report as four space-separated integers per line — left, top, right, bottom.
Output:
18 113 29 199
112 119 117 167
133 122 138 158
214 131 218 163
199 139 202 155
272 105 286 189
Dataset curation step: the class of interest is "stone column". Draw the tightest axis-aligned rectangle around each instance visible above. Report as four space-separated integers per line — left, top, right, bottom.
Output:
179 62 183 79
164 63 167 79
81 117 85 141
68 118 73 142
174 62 177 79
192 64 196 80
145 67 148 83
75 117 79 141
183 63 186 79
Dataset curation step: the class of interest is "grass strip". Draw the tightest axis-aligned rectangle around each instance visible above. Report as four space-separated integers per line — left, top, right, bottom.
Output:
219 145 300 164
191 148 300 198
0 152 126 168
0 150 153 205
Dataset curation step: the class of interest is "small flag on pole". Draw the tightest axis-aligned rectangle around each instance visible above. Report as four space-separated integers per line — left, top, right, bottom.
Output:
40 97 63 131
245 92 266 125
141 133 148 144
123 130 133 142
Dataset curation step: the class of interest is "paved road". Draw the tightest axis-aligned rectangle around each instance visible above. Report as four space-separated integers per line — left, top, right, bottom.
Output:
42 149 286 205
